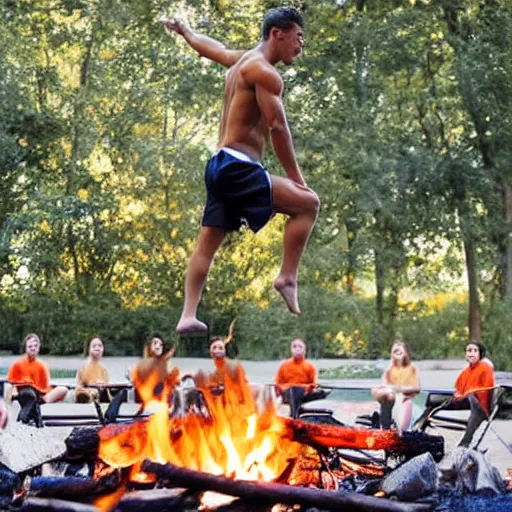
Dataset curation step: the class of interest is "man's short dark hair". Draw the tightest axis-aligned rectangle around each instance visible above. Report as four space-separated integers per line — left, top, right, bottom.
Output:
262 7 303 40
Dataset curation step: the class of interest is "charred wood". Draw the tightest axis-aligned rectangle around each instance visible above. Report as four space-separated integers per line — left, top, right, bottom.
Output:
141 460 433 512
0 462 19 494
210 500 274 512
65 423 144 460
388 432 444 463
20 497 97 512
112 488 196 512
26 470 121 501
0 463 19 509
64 427 102 459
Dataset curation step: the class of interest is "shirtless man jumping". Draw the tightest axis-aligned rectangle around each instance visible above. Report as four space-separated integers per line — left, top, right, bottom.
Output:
161 7 320 334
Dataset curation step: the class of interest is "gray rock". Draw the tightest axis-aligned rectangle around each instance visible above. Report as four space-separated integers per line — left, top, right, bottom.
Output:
380 452 438 501
0 403 72 473
440 447 506 495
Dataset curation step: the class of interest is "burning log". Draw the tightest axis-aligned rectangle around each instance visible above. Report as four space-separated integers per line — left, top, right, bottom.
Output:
141 460 433 512
20 497 97 512
112 488 194 512
64 422 146 461
25 471 121 501
284 418 444 462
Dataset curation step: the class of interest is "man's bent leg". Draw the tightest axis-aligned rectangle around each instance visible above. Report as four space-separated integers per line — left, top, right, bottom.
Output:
271 176 320 315
176 226 226 333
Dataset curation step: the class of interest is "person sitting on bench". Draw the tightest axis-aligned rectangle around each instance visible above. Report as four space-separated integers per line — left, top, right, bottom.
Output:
275 338 328 419
450 341 495 447
75 337 111 403
7 333 68 425
371 339 420 431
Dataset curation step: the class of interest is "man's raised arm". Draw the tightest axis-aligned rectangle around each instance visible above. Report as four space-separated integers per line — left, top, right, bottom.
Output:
160 17 245 68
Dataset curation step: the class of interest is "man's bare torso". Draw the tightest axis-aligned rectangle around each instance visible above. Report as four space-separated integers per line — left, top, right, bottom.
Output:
218 50 269 161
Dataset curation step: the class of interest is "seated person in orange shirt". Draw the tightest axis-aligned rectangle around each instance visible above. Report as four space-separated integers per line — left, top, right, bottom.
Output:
7 333 68 425
371 340 420 431
449 341 495 447
75 337 110 403
275 338 328 418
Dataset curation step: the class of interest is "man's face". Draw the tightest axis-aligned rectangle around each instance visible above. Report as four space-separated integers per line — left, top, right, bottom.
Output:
90 338 104 358
25 337 40 358
291 339 306 358
151 337 163 357
278 24 304 65
465 344 481 365
210 340 226 360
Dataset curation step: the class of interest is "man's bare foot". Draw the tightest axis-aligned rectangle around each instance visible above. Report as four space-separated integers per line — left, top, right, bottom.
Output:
176 317 208 334
274 277 300 315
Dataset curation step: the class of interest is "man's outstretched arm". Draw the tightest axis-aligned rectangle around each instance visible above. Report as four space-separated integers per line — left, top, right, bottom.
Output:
160 17 245 68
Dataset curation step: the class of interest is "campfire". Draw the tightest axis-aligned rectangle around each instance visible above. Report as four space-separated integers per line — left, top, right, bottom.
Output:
97 363 304 492
1 358 472 512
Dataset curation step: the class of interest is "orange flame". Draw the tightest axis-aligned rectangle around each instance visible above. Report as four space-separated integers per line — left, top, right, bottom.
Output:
97 359 302 488
94 483 127 512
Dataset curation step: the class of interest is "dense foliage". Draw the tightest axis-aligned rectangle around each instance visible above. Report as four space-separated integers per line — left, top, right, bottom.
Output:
0 0 511 367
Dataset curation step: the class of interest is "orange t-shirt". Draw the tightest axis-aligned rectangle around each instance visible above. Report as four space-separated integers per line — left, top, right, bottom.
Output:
454 360 495 415
275 358 317 391
7 356 51 394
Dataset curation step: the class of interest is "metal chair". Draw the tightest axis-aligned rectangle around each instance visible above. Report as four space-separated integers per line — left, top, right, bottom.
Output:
413 386 506 450
472 386 506 450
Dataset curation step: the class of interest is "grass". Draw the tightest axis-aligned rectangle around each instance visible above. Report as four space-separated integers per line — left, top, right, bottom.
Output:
50 369 76 378
319 364 382 379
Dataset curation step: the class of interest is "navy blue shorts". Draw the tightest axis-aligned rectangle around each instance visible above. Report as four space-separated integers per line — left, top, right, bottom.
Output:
201 148 273 233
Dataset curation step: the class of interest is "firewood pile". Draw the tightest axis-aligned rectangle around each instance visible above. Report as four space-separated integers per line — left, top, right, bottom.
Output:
0 361 509 512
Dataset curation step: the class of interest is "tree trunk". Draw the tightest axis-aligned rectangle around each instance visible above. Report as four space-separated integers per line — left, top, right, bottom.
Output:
345 217 359 294
67 34 96 300
501 179 512 301
460 215 481 341
375 248 385 325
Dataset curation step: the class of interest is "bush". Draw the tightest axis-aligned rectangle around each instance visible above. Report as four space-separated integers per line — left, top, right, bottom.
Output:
395 301 469 360
481 301 512 371
1 285 509 370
